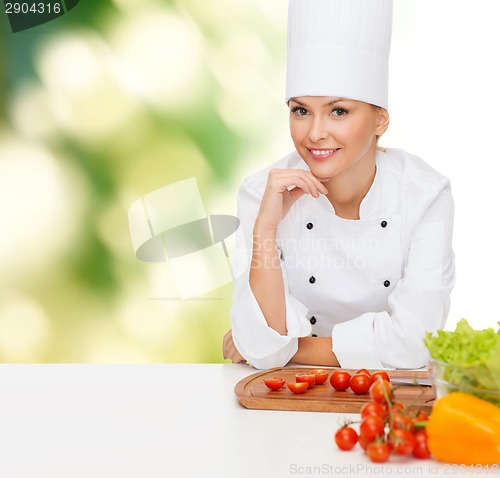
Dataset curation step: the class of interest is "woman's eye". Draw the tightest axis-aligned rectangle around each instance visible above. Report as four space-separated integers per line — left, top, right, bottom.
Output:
291 107 309 116
331 108 347 117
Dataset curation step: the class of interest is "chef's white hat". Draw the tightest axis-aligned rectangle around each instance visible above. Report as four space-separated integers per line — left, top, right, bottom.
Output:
286 0 393 108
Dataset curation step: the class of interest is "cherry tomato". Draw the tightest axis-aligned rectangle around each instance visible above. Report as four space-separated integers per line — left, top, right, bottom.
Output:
263 377 286 391
388 429 416 455
355 368 371 377
415 411 429 421
309 369 329 385
369 378 393 404
334 427 358 451
381 400 405 415
360 401 387 421
330 370 351 391
391 412 415 433
370 370 391 384
380 399 390 415
358 436 370 450
412 430 431 459
287 382 308 394
411 410 429 428
359 415 385 443
295 373 316 389
366 442 390 463
349 373 371 394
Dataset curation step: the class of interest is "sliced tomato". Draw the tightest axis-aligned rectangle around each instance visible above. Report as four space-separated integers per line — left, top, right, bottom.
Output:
330 370 351 391
295 373 316 389
263 377 286 391
309 369 329 385
287 382 308 394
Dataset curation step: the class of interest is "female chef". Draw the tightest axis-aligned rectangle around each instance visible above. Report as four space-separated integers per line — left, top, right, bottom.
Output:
223 0 455 370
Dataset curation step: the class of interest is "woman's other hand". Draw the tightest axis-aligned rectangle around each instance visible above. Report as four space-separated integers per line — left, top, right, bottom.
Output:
222 329 247 364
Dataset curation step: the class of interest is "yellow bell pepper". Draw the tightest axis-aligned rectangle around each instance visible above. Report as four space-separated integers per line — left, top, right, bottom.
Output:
426 392 500 465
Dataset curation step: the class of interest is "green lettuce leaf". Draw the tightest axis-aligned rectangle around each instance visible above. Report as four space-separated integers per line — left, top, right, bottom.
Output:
425 319 500 393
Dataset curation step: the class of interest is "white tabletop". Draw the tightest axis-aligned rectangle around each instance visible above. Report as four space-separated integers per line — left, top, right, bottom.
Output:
0 364 464 478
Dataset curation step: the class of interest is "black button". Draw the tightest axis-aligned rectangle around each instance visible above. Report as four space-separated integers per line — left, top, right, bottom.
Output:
309 276 316 284
310 316 316 325
381 220 387 228
306 222 313 230
312 334 317 337
384 280 391 287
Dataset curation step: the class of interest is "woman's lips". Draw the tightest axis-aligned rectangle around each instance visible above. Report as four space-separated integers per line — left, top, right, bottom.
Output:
307 148 340 161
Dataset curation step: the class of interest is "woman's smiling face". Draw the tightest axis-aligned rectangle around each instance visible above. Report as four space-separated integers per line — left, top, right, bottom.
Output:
289 96 389 180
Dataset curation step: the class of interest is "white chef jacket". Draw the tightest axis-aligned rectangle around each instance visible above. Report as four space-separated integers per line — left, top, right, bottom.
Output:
229 148 455 370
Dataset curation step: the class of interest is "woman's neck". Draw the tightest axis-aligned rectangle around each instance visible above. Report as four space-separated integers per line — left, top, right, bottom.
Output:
324 153 377 220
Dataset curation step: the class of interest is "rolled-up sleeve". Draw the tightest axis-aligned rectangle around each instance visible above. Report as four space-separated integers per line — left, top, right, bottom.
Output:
230 180 312 369
332 179 455 369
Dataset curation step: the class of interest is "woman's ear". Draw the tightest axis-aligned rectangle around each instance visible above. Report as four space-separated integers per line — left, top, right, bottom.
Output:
375 108 390 136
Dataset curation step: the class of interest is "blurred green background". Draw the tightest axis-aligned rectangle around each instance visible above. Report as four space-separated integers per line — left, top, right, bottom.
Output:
0 0 293 362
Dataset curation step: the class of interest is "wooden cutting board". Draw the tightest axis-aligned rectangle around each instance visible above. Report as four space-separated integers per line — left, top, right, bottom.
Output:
235 367 435 414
